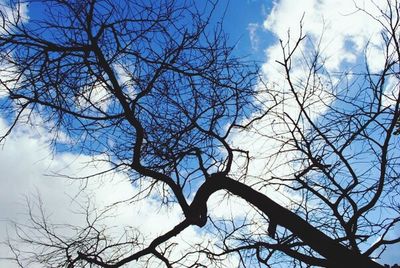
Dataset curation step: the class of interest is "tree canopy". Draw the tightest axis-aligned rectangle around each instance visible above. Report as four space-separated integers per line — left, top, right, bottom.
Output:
0 0 399 267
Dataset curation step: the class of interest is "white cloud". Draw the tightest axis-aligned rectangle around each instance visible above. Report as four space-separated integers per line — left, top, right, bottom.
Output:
247 23 261 51
382 76 400 107
263 0 383 71
0 1 29 35
0 118 124 265
74 63 136 112
230 0 399 265
0 117 202 267
231 0 390 183
75 81 111 112
0 54 18 98
113 63 136 96
0 115 241 267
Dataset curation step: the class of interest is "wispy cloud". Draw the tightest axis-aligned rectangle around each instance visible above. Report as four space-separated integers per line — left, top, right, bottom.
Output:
247 22 261 51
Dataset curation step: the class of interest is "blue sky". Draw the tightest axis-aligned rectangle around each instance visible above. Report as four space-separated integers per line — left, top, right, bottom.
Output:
220 0 274 59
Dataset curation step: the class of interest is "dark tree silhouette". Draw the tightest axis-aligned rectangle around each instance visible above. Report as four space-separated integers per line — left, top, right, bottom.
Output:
0 0 398 267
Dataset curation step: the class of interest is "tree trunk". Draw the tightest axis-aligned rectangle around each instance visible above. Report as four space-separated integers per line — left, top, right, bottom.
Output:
190 174 383 268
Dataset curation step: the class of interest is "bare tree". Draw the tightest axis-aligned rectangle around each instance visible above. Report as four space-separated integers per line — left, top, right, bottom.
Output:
208 1 400 267
0 0 398 267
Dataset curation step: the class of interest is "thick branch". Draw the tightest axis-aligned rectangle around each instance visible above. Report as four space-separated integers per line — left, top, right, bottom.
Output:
190 174 384 268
